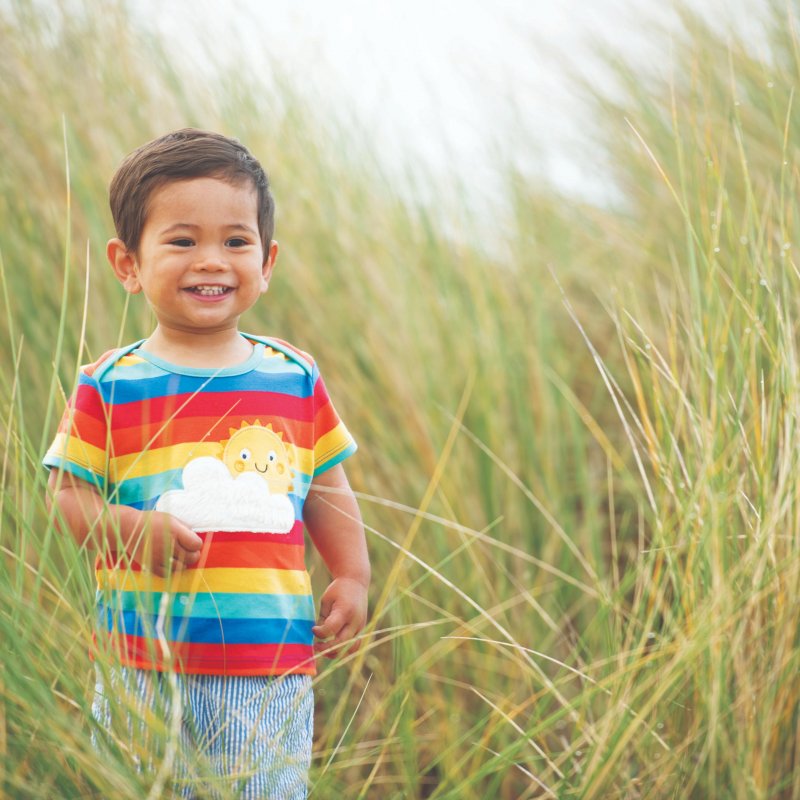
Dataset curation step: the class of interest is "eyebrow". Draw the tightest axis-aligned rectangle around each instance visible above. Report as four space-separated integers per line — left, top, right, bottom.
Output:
159 223 259 235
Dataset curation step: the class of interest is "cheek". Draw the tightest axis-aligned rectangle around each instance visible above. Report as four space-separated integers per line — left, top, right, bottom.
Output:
234 460 245 472
276 464 285 475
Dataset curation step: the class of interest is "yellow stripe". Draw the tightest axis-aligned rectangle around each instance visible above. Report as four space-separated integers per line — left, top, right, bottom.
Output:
111 442 222 481
96 567 312 595
46 432 107 473
111 443 314 481
314 426 353 465
292 446 312 475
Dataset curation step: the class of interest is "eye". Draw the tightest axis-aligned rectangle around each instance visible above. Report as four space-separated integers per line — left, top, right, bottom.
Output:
267 450 277 462
170 238 194 247
239 448 252 461
226 237 249 248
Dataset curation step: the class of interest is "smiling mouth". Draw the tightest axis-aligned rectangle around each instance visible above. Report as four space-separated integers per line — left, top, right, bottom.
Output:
255 463 268 473
185 285 233 296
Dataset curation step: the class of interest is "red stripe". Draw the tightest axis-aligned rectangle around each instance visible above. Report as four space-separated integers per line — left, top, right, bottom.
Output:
111 414 313 455
99 525 306 570
195 528 305 544
109 391 314 430
95 633 316 675
57 402 108 445
196 540 305 570
313 372 330 404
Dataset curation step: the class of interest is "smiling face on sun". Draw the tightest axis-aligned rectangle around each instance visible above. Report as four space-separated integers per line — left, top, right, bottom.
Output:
221 421 293 495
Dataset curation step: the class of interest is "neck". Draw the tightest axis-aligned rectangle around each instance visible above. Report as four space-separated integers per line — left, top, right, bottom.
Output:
140 326 253 368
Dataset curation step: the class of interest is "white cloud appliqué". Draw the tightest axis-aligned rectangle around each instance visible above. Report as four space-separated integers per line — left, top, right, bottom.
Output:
156 456 295 534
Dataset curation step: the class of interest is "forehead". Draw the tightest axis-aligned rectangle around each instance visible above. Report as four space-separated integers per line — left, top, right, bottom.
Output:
145 176 259 223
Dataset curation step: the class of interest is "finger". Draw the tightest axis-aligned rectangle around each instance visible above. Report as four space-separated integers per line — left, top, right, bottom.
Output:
156 545 194 574
152 562 169 578
159 554 183 576
318 617 356 645
313 633 350 658
311 600 337 637
312 608 346 640
313 640 341 658
176 527 203 552
314 625 360 658
318 595 333 622
172 543 201 566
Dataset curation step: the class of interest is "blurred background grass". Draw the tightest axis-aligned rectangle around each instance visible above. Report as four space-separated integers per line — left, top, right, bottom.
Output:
2 0 800 797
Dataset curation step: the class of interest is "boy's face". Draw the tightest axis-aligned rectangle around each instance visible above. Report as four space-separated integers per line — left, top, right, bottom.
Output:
108 177 277 338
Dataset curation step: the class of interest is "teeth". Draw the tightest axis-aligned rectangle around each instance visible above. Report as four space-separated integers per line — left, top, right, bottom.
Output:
191 285 229 296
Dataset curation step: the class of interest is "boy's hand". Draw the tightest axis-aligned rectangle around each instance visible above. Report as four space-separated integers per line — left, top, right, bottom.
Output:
47 470 203 577
124 511 203 577
312 577 368 658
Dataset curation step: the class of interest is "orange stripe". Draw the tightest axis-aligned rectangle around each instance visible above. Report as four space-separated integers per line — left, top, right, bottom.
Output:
59 407 108 446
111 415 313 455
99 528 306 571
313 402 343 438
200 541 305 570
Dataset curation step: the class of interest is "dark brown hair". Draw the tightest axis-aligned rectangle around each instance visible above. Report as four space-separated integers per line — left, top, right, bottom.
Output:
109 128 275 254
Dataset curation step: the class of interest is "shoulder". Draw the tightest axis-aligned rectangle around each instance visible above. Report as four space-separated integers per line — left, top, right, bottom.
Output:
243 333 317 377
79 340 146 383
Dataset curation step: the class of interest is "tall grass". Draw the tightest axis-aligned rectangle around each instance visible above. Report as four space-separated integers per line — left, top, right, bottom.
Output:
2 0 800 797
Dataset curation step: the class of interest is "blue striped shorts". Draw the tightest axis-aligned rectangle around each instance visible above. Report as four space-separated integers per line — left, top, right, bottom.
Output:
92 667 313 799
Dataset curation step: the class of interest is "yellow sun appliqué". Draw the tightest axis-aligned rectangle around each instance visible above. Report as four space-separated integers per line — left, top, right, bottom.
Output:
220 420 294 495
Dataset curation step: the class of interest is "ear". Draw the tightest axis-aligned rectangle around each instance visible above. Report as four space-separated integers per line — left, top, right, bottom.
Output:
261 240 279 293
107 238 142 293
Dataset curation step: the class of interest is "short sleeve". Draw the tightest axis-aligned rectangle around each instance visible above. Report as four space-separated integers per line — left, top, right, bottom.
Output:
42 369 110 491
311 363 357 477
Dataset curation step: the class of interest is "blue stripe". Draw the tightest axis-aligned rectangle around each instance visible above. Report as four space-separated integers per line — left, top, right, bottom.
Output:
42 458 106 492
289 492 305 519
103 359 175 383
292 472 312 495
76 371 102 390
101 372 314 403
109 475 308 514
98 591 316 620
314 441 358 476
122 494 307 515
104 348 307 383
125 497 158 511
107 468 184 506
100 608 313 644
253 355 308 378
106 461 355 508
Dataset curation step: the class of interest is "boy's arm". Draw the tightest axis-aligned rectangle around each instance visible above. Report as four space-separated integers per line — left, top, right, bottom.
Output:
46 469 202 577
305 463 370 657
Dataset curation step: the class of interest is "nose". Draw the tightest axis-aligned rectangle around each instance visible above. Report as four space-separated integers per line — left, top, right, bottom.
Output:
193 245 229 271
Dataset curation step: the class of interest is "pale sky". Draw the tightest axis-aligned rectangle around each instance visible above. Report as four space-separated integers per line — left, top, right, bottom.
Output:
137 0 761 207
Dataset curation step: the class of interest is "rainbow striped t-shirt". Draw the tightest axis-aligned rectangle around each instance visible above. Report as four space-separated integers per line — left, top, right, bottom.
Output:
43 335 357 676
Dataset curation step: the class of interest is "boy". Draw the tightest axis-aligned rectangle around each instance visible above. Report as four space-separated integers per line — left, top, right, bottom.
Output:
44 128 370 799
